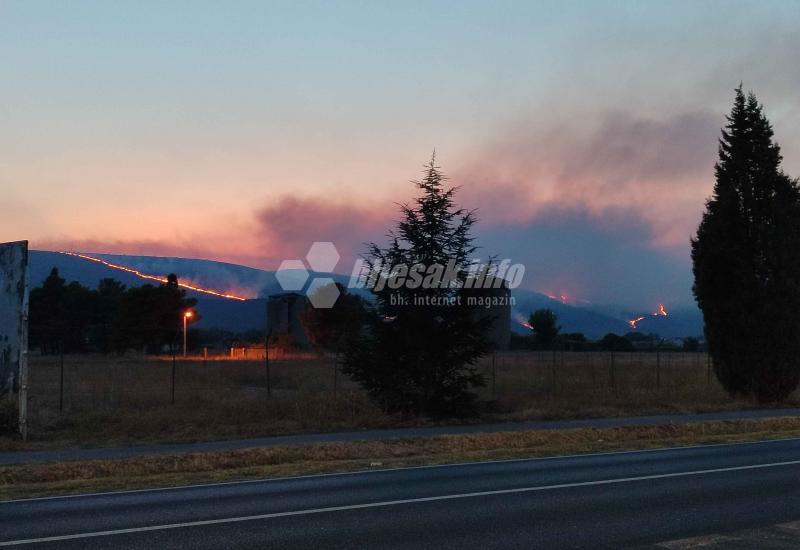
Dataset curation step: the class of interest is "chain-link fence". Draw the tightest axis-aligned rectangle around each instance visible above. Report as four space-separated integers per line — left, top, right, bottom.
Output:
17 350 743 443
27 350 721 412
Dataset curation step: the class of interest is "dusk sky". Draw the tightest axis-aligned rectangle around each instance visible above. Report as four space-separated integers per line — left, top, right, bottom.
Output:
3 1 800 308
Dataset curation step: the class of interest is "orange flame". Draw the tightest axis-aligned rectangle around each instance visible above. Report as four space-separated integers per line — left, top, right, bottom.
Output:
544 292 570 304
62 252 247 301
628 316 645 329
514 312 533 330
628 303 668 329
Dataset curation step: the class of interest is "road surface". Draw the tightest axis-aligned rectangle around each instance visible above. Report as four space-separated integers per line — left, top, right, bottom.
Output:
2 437 800 548
2 407 799 465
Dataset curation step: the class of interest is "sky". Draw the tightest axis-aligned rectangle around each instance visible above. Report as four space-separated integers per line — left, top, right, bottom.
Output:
3 1 800 308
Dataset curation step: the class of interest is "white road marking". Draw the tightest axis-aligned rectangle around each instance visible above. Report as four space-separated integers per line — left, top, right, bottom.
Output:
2 459 800 546
3 434 800 505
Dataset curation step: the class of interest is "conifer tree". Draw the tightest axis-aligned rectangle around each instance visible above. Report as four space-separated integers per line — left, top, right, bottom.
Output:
342 157 491 417
692 86 800 401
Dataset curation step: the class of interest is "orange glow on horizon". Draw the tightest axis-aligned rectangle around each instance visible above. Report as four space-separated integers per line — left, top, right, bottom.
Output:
62 252 248 301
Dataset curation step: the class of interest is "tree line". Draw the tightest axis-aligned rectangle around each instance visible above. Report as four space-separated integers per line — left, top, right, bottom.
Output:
29 269 197 355
516 308 700 352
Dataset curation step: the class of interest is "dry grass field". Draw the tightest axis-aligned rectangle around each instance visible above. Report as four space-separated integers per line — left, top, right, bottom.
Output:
3 350 797 450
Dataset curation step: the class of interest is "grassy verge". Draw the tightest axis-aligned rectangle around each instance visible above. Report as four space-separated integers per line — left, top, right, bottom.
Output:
3 417 800 501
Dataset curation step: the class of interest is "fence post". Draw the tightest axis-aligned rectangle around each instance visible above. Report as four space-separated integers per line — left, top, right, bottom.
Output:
59 344 65 412
264 330 272 399
530 351 535 390
492 352 497 397
610 350 616 391
656 348 661 390
333 352 338 400
171 344 176 405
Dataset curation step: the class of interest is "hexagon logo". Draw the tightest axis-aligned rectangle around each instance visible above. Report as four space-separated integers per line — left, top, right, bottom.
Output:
306 277 341 309
275 259 309 291
306 241 340 273
276 242 344 308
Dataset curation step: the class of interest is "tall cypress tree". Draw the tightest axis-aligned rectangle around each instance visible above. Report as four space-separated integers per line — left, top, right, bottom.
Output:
692 86 800 401
342 156 491 417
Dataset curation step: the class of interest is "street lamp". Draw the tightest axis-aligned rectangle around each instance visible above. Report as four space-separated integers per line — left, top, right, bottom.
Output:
183 310 193 357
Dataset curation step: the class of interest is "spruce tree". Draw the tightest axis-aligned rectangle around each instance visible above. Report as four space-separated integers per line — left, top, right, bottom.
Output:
342 157 492 417
692 86 800 401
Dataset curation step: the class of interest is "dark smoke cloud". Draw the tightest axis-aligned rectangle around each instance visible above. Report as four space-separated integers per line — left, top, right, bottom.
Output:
456 109 721 249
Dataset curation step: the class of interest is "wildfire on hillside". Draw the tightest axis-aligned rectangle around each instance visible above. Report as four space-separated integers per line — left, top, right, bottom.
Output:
627 316 646 329
514 312 533 330
627 304 668 330
62 252 248 301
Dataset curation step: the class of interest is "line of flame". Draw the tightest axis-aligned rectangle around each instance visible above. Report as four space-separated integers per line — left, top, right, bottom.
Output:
61 252 247 301
513 312 533 330
627 304 668 329
628 316 646 329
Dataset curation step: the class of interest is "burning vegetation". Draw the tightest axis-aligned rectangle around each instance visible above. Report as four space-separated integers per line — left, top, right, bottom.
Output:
627 304 668 329
62 252 248 301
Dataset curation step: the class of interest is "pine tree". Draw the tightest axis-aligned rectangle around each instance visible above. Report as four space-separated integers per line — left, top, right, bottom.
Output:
341 156 492 417
692 86 800 401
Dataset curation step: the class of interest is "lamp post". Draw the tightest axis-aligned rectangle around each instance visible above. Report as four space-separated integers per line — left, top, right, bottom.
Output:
183 310 193 357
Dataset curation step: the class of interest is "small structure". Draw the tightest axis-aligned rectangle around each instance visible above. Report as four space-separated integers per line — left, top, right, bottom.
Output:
0 240 28 439
0 241 28 393
266 292 310 348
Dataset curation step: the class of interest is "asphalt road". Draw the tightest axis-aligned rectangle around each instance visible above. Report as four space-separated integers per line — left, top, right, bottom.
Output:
3 407 799 465
2 437 800 548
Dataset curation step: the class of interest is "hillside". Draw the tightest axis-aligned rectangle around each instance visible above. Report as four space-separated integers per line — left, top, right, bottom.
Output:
29 251 703 338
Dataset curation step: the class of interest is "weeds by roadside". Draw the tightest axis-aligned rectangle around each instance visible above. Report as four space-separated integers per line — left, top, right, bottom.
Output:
3 417 800 500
